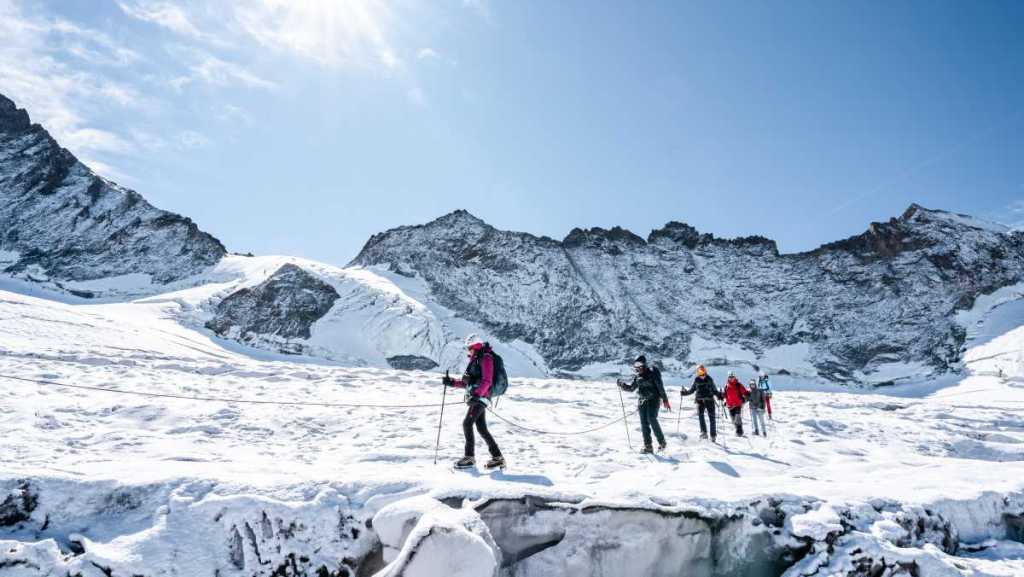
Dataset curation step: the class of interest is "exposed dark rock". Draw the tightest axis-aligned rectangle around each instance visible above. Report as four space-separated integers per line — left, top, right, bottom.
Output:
0 481 37 527
206 264 339 349
386 355 438 371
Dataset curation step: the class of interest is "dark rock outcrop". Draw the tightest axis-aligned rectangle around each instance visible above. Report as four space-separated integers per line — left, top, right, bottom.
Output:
0 481 37 527
206 264 340 350
386 355 439 371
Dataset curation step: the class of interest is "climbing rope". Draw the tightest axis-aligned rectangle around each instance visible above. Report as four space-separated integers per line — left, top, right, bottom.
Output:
0 374 444 409
486 406 639 436
1 374 642 434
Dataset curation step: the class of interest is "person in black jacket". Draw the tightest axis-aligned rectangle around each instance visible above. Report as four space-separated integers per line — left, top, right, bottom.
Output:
681 364 722 442
617 355 671 453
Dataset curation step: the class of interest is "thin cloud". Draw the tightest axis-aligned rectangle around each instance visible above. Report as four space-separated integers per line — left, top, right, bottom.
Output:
117 0 203 38
217 103 253 125
417 47 439 61
0 0 143 170
190 53 276 89
62 128 134 155
123 1 407 73
178 130 210 149
162 45 276 91
233 0 401 70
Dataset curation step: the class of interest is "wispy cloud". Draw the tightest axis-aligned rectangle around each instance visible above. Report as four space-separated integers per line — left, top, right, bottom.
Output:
178 130 210 149
0 0 144 169
188 53 276 89
117 0 203 38
120 0 416 74
217 104 252 125
53 19 142 66
232 0 401 70
417 47 439 61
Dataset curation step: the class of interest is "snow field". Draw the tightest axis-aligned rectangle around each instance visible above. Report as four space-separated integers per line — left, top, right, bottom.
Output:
2 287 1024 574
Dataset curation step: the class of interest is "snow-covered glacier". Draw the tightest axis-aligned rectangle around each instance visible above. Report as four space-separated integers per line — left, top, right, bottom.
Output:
1 287 1024 576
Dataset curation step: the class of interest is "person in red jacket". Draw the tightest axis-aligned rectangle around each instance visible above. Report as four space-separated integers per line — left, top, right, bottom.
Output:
723 371 750 437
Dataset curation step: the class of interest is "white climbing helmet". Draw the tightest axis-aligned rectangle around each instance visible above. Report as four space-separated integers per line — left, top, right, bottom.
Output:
464 334 484 348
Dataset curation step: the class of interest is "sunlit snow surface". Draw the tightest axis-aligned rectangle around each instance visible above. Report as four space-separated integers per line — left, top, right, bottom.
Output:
1 286 1024 575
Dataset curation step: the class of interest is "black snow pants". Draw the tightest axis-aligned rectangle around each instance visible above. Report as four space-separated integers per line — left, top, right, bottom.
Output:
463 401 501 458
696 399 718 439
728 406 744 436
639 399 666 448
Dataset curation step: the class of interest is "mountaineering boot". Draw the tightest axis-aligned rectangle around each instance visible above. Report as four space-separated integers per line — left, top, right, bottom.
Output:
699 432 708 440
658 442 667 451
484 456 505 470
640 446 654 454
454 456 475 469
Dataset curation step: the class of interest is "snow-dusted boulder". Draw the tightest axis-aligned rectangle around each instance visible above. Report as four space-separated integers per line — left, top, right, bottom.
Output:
374 496 500 577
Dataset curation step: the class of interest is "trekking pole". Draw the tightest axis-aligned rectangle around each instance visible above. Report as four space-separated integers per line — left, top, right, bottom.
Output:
433 371 449 465
617 381 633 450
675 393 683 436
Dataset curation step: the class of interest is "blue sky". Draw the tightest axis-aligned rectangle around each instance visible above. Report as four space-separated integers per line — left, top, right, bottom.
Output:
1 1 1022 265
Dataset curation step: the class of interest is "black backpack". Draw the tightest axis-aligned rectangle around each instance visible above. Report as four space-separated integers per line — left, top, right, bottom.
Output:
489 348 509 398
695 375 717 399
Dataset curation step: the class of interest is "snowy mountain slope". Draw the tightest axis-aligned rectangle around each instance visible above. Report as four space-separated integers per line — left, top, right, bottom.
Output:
4 90 1023 385
0 94 225 289
1 275 1024 575
351 206 1024 384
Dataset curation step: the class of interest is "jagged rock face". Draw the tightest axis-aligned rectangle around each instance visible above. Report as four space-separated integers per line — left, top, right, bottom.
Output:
0 93 225 285
206 264 340 352
351 207 1024 382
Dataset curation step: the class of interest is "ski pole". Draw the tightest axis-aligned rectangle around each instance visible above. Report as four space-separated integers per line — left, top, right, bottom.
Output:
433 371 448 465
617 381 633 450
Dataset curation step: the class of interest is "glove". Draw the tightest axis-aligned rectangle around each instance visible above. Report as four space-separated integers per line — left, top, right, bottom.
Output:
662 399 671 411
442 375 453 387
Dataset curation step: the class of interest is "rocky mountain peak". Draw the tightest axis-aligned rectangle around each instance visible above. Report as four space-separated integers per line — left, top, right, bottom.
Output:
563 226 646 249
0 92 226 288
810 204 1009 260
0 94 31 134
431 209 488 228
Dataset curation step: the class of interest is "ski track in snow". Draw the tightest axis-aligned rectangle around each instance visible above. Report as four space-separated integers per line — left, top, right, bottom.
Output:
2 287 1024 575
